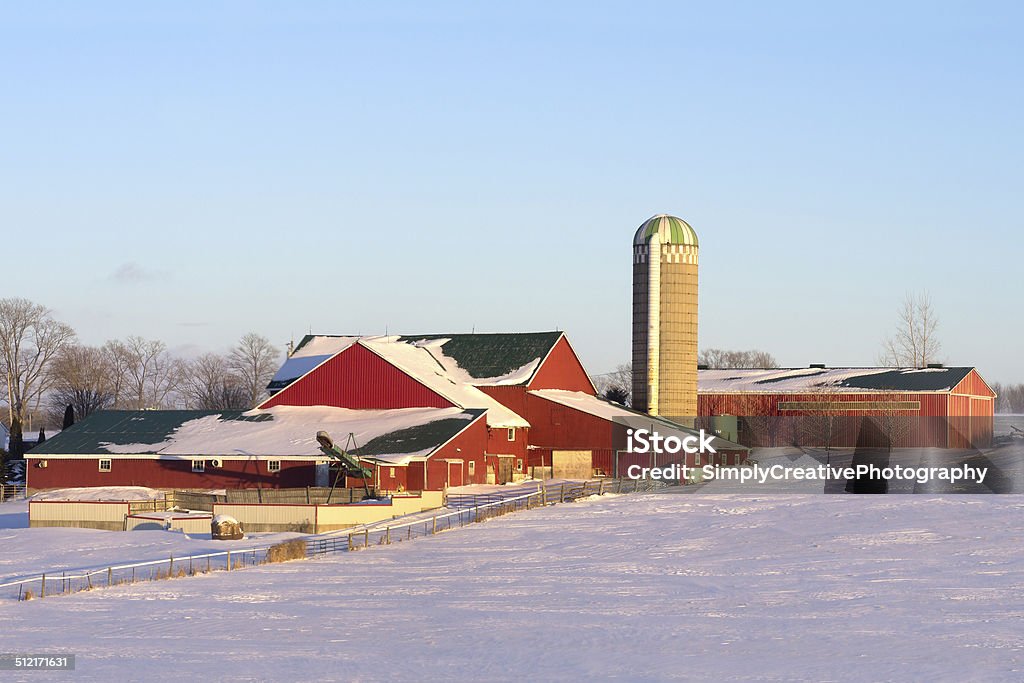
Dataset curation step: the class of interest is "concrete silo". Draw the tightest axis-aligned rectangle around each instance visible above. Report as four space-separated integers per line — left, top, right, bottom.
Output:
632 214 699 419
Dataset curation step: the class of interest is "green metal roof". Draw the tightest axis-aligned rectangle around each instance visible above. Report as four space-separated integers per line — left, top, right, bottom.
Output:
397 332 561 381
633 214 699 247
30 411 248 455
352 409 485 459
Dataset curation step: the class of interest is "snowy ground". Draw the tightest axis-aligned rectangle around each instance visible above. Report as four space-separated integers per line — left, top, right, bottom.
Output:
0 500 302 581
2 492 1024 681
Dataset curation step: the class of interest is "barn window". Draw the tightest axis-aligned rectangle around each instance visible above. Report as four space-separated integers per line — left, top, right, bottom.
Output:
98 459 112 472
468 461 476 476
191 460 205 473
389 467 396 477
516 459 523 472
267 460 281 472
507 428 516 441
694 453 701 467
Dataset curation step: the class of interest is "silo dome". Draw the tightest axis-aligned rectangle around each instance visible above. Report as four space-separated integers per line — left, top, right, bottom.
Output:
633 214 699 247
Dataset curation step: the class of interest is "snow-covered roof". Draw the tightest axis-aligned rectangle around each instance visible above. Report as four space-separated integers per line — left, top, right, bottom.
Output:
31 406 484 465
528 390 747 451
698 367 978 394
360 338 530 428
267 334 537 428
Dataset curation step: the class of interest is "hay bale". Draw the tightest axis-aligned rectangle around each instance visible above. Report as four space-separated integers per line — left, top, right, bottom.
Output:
211 514 244 540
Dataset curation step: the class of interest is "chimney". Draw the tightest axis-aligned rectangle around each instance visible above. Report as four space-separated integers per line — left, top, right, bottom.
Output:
809 363 826 369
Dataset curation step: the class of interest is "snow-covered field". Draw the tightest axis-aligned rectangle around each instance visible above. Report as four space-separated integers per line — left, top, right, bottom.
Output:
2 492 1023 681
0 500 302 581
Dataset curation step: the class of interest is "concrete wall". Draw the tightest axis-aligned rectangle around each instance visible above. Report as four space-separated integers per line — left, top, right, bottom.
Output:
29 501 131 530
212 491 446 533
552 450 592 479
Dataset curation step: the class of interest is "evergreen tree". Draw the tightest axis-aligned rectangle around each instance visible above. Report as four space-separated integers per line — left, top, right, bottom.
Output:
63 404 75 430
37 428 46 445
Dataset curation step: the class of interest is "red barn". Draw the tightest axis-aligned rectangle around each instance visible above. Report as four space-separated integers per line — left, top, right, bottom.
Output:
25 406 487 493
698 366 996 448
29 331 747 492
265 332 747 484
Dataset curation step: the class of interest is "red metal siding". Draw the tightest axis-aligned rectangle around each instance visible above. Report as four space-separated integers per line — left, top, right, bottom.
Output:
25 457 316 490
951 369 997 399
526 392 616 451
699 391 959 448
528 336 596 394
261 343 454 410
432 415 489 486
478 385 529 419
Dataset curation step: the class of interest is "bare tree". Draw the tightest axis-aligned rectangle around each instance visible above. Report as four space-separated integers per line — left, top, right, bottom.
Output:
591 363 633 406
107 336 183 409
698 348 779 369
47 344 115 423
0 298 76 458
881 292 941 369
228 333 281 406
182 353 249 410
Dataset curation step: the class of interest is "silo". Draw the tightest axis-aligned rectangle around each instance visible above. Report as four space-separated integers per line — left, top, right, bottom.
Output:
632 214 699 419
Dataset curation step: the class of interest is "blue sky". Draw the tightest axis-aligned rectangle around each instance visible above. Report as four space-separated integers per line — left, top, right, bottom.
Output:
3 2 1022 382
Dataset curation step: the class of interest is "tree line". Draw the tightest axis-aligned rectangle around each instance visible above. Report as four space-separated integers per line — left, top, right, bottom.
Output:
991 383 1024 415
1 297 282 460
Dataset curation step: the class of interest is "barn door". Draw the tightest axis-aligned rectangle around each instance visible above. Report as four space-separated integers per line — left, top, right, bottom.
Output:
447 461 464 487
497 456 514 484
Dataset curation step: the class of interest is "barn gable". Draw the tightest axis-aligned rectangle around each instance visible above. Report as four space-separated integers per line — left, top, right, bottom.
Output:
527 335 598 395
261 342 455 410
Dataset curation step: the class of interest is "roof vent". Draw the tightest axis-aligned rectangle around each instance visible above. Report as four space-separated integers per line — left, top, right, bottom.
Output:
809 363 826 369
697 364 709 370
926 363 944 369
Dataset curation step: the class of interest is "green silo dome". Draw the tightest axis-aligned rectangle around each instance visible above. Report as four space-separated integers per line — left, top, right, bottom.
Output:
633 214 699 247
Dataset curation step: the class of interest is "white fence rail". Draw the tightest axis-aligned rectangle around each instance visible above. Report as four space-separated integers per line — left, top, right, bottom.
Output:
1 478 667 601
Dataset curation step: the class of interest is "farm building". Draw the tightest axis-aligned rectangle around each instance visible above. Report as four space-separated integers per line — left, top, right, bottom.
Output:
25 405 488 493
27 331 747 492
263 332 748 483
698 366 996 448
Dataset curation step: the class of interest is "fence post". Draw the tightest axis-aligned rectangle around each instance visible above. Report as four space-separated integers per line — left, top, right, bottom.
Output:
108 567 112 587
41 573 45 599
385 527 390 544
432 516 437 534
169 556 174 576
599 479 605 495
348 534 353 551
560 483 565 502
541 484 547 505
364 529 369 549
227 550 231 571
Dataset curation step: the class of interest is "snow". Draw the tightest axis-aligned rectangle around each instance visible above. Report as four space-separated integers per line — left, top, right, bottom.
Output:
98 405 474 462
1 493 1022 680
406 337 542 386
362 338 530 428
699 367 896 393
29 486 165 502
212 514 239 525
0 500 301 581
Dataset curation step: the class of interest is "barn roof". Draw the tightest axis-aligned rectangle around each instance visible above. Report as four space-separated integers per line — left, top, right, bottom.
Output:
698 367 979 394
273 332 562 392
529 389 748 452
30 406 484 464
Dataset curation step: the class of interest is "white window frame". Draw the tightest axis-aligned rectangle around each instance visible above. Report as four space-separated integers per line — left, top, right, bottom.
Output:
98 459 112 472
267 460 281 473
468 461 476 476
507 427 516 441
192 460 205 473
389 467 396 477
516 459 523 472
694 453 701 466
